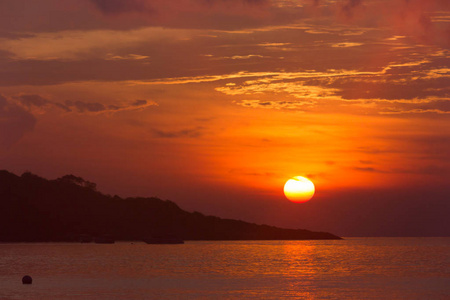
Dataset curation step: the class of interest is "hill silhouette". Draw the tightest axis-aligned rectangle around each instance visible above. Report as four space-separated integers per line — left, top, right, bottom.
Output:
0 170 341 242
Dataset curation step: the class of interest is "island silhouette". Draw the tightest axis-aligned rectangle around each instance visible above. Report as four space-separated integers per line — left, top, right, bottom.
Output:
0 170 341 242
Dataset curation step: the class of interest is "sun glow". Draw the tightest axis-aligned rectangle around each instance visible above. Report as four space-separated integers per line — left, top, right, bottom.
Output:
284 176 315 203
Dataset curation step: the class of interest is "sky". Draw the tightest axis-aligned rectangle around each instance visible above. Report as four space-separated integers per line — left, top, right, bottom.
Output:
0 0 449 236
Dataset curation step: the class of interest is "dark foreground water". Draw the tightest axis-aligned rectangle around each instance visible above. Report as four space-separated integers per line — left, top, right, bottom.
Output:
0 238 449 299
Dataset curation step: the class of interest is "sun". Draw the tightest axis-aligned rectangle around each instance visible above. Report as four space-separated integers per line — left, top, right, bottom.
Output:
284 176 315 203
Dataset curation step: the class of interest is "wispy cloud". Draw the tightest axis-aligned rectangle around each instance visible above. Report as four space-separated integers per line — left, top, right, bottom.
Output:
233 99 315 110
89 0 269 15
380 108 450 115
331 42 363 48
105 53 150 61
13 94 157 114
218 81 340 100
151 127 204 138
311 0 450 47
0 27 196 61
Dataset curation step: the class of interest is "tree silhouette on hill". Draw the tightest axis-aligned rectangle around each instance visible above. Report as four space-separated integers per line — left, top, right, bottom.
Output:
0 170 341 242
56 174 97 191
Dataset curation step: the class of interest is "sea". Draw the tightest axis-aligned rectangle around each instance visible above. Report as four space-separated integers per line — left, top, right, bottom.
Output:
0 238 448 299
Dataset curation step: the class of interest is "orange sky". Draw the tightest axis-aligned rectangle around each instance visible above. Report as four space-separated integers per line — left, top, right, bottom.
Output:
0 0 449 236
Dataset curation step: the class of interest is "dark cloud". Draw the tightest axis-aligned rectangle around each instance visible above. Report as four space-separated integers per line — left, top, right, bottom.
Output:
10 94 154 114
132 99 147 106
0 0 115 33
340 0 363 19
0 0 281 34
352 166 380 173
63 99 154 113
89 0 268 15
0 56 211 86
85 0 275 31
13 94 72 112
417 100 450 112
66 100 106 113
108 105 121 110
152 127 204 138
309 0 449 47
0 95 36 148
54 103 72 112
89 0 152 15
359 160 373 165
378 99 450 115
15 94 49 107
318 55 450 110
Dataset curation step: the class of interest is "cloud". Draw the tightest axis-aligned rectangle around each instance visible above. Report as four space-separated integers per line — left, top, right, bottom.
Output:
15 94 49 107
0 27 194 61
359 160 373 165
89 0 151 14
380 108 450 115
14 94 71 112
105 53 150 61
66 101 106 113
350 160 450 176
0 95 36 148
311 0 450 47
331 42 363 48
0 0 282 34
152 127 204 138
351 166 380 173
371 0 449 47
132 99 148 106
12 94 156 114
217 78 341 100
65 99 157 113
229 54 266 60
89 0 269 15
340 0 364 19
233 99 315 110
86 0 276 31
0 0 447 47
126 60 447 114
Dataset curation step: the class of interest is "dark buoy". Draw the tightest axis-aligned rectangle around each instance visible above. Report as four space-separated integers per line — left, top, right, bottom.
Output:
22 275 32 284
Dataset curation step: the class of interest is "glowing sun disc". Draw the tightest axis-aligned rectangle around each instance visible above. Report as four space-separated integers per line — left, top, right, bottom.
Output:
284 176 315 202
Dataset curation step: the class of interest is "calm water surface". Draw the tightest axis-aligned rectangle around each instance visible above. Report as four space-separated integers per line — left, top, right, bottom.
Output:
0 238 449 299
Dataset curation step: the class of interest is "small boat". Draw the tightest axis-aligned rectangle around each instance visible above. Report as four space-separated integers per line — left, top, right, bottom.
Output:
143 235 184 244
